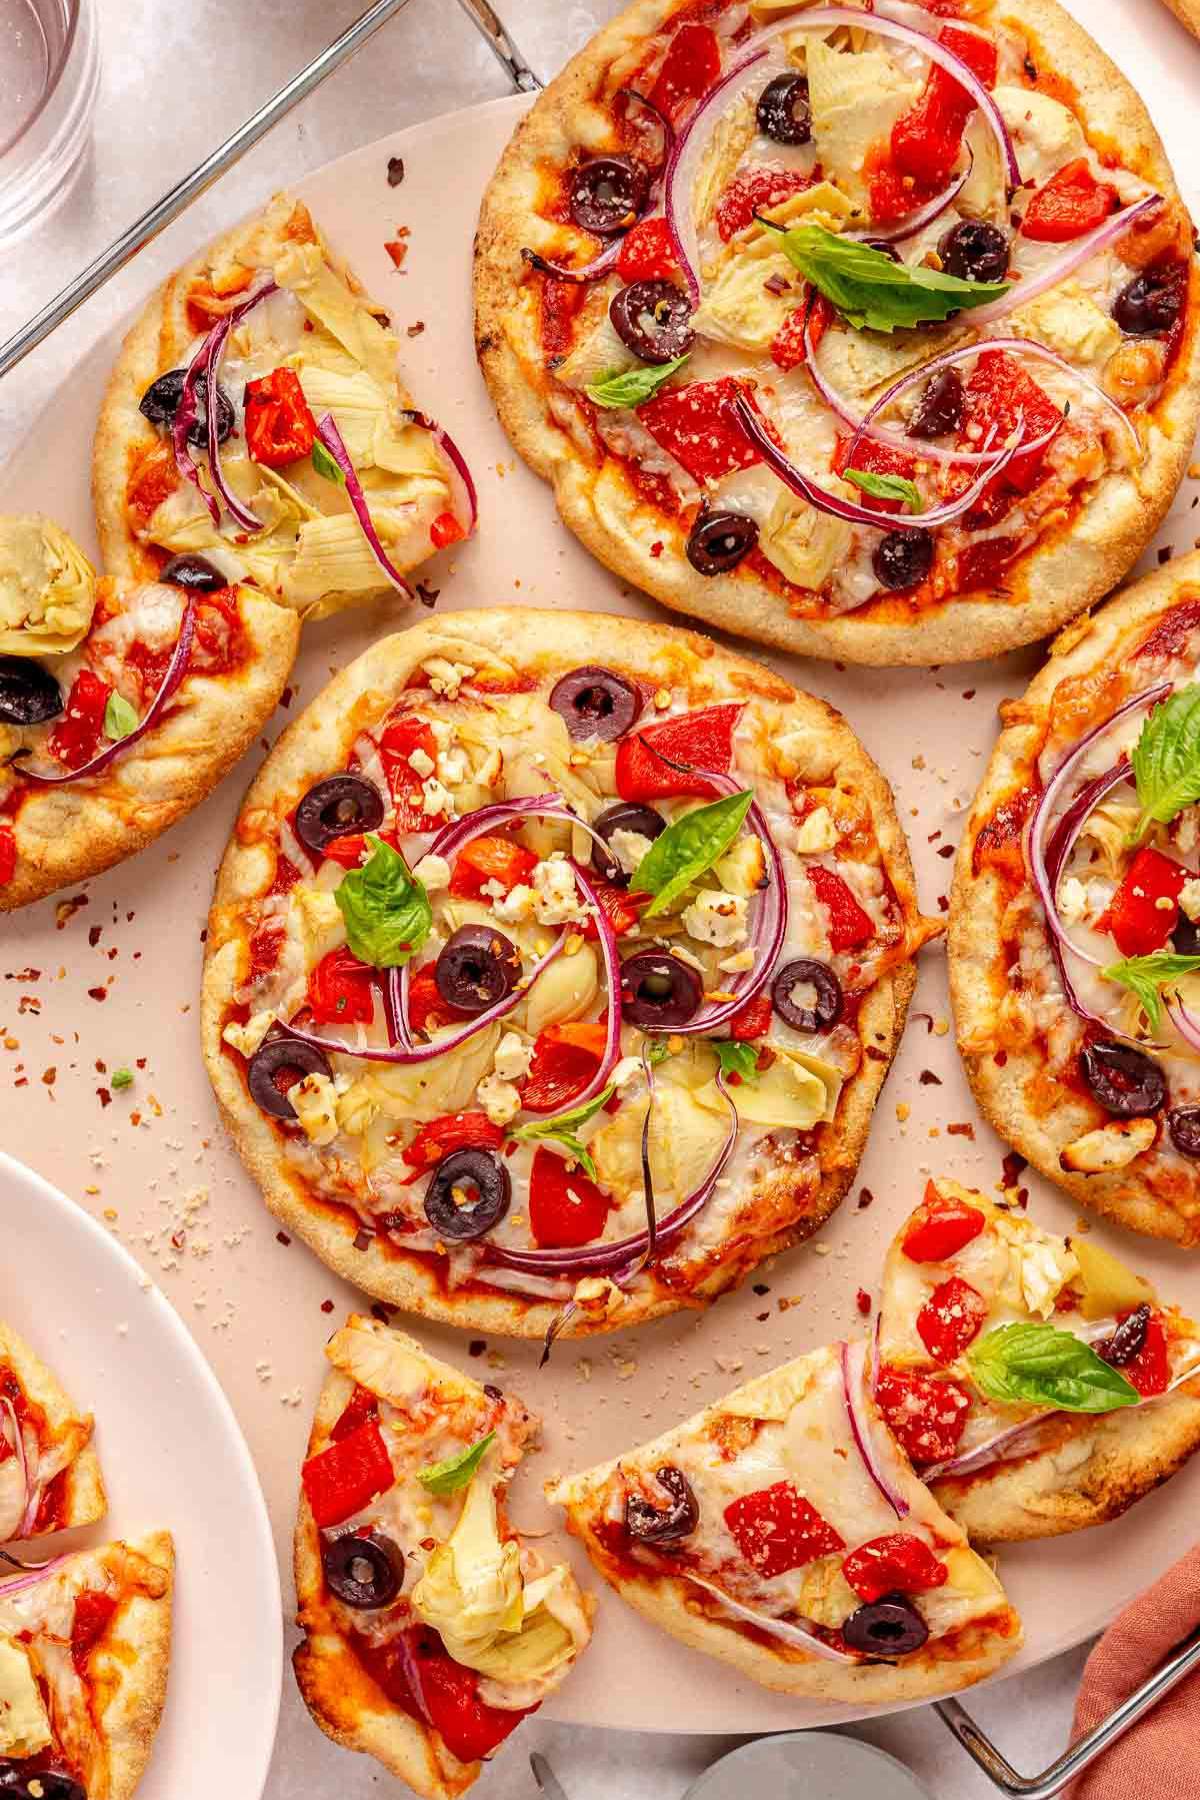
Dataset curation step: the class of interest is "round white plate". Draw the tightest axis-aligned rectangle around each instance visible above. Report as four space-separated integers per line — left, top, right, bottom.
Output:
0 1152 282 1800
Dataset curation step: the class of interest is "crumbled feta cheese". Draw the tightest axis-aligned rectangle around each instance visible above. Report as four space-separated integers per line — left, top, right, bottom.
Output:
494 1031 533 1081
424 657 473 699
493 882 534 924
437 747 469 786
407 746 435 778
422 776 452 816
477 1071 522 1127
429 718 454 749
608 1055 644 1092
1019 1239 1079 1319
531 855 588 926
292 1073 340 1146
1180 877 1200 922
719 946 757 974
222 1010 275 1056
607 828 653 876
681 888 749 948
793 807 839 854
480 879 507 902
413 853 451 893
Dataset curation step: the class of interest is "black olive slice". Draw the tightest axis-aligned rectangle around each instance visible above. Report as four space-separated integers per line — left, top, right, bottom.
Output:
1095 1302 1151 1368
909 367 965 440
549 666 643 742
624 1465 699 1544
591 801 666 885
159 553 228 594
842 1592 929 1657
322 1529 404 1608
1079 1040 1166 1118
756 73 812 145
937 220 1010 284
873 529 934 592
8 1775 86 1800
610 279 695 365
435 925 522 1015
138 368 235 446
568 157 649 235
686 508 760 577
0 656 64 726
247 1037 332 1121
619 951 703 1029
424 1147 512 1240
771 958 843 1033
1168 1106 1200 1157
295 775 386 856
1113 262 1187 336
1172 915 1200 957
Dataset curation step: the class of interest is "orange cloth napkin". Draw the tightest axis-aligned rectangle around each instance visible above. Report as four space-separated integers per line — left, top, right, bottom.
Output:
1069 1542 1200 1799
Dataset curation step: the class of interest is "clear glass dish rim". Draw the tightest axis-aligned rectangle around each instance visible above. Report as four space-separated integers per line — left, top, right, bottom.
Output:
0 0 84 163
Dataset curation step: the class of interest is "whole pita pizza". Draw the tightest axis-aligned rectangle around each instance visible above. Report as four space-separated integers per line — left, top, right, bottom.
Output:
475 0 1200 665
201 607 937 1343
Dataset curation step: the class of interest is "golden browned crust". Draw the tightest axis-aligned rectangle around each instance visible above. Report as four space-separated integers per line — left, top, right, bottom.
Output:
93 1531 174 1800
474 0 1200 666
1161 0 1200 36
950 548 1200 1242
1 584 299 912
200 606 935 1337
0 1319 106 1536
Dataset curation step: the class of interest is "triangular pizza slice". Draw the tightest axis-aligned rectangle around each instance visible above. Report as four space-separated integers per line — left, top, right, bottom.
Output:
0 1323 106 1544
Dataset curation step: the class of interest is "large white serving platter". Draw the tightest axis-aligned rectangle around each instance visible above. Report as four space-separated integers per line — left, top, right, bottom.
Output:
1 0 1200 1752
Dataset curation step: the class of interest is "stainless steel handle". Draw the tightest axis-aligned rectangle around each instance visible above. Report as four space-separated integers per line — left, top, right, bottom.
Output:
453 0 543 91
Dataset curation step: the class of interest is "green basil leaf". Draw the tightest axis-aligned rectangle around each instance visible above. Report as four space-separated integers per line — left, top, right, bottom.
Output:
511 1085 616 1179
335 834 432 968
634 790 755 918
104 692 139 742
110 1067 134 1091
417 1431 496 1495
1129 685 1200 844
586 355 691 410
1103 950 1200 1032
774 223 1010 334
968 1323 1140 1413
843 468 924 514
711 1039 760 1084
311 439 346 485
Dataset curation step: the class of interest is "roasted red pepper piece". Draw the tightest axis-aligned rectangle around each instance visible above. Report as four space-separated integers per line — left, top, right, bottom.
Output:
430 510 465 550
581 869 645 939
875 1365 972 1465
616 217 678 283
637 378 763 485
728 992 773 1042
959 350 1062 503
416 1635 536 1763
307 947 377 1026
807 865 874 952
0 825 14 887
1118 1308 1169 1397
528 1146 611 1249
724 1481 845 1578
406 968 473 1037
377 713 442 832
842 1533 949 1603
1096 847 1186 957
302 1418 393 1528
321 825 402 871
47 669 112 770
244 368 317 468
403 1112 505 1172
615 703 742 802
449 835 538 901
330 1384 380 1443
1021 158 1119 243
902 1184 987 1263
648 21 722 122
889 23 997 191
522 1023 608 1113
832 435 919 516
715 165 811 241
916 1275 989 1365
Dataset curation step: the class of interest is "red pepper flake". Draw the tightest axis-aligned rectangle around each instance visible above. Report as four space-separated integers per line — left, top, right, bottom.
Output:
280 686 294 709
97 1087 111 1108
468 1339 487 1358
276 1230 291 1247
17 997 39 1016
753 1283 770 1296
857 1187 875 1209
320 1299 334 1314
170 1229 186 1251
87 987 107 1002
650 541 664 558
353 1228 373 1251
407 321 426 338
947 1121 976 1139
938 894 950 912
756 1311 770 1322
387 156 405 187
384 240 408 270
369 1303 392 1324
6 968 40 982
1001 1151 1027 1187
919 1069 943 1085
88 926 102 947
994 1048 1008 1067
41 1067 56 1086
865 1045 888 1061
937 844 956 859
856 1288 872 1316
962 689 976 700
415 581 440 607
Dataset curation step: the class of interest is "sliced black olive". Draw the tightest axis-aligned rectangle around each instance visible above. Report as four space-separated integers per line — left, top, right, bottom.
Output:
771 958 843 1033
1096 1302 1151 1368
424 1147 512 1240
568 156 649 235
295 775 386 856
755 73 812 146
861 240 903 264
247 1036 332 1120
619 951 703 1029
610 279 695 365
937 220 1010 284
909 367 965 440
138 368 235 446
1112 261 1187 336
591 801 666 885
322 1529 405 1608
873 529 934 592
686 508 760 576
624 1465 699 1544
1079 1040 1166 1118
13 1775 86 1800
1168 1106 1200 1157
842 1592 929 1658
159 552 228 594
1172 914 1200 957
0 656 64 726
0 1767 24 1795
435 925 522 1015
549 666 643 742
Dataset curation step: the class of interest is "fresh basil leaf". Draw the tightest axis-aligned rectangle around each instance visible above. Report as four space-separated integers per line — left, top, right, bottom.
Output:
645 1039 674 1068
633 790 755 918
1103 950 1200 1032
335 834 432 968
104 692 139 742
843 468 924 514
417 1431 496 1495
311 439 346 485
586 355 691 410
511 1085 616 1179
711 1039 760 1084
968 1323 1140 1413
1129 685 1200 844
775 224 1010 334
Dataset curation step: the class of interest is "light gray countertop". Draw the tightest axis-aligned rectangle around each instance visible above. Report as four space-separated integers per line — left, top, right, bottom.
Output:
0 1 1094 1794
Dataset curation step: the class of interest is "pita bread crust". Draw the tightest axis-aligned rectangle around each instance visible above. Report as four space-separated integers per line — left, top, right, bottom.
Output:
90 1531 175 1800
1 582 299 912
474 0 1200 666
950 549 1200 1243
201 606 932 1337
1161 0 1200 36
0 1320 106 1536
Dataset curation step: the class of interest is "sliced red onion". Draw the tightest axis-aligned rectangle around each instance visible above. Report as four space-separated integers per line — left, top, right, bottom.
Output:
0 1554 69 1598
621 86 676 176
1038 760 1132 969
18 601 198 788
314 414 414 599
663 48 769 304
681 1572 858 1663
841 1339 909 1519
205 323 262 533
396 1629 436 1729
521 239 624 285
848 152 974 247
172 337 218 526
968 195 1165 329
401 410 479 539
922 1411 1058 1482
173 279 278 526
1165 994 1200 1053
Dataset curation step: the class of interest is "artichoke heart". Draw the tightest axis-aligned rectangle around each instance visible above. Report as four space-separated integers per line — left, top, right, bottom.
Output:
696 1047 841 1129
590 1085 731 1207
0 515 97 656
291 883 347 967
758 490 852 593
692 247 799 355
281 511 416 609
326 1317 438 1404
807 39 920 209
273 240 399 391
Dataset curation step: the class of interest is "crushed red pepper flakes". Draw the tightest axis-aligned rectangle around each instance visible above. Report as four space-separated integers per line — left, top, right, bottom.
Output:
387 155 405 187
752 1283 770 1296
857 1187 875 1209
41 1067 56 1086
88 926 102 947
87 987 107 1002
865 1044 888 1061
407 321 426 338
468 1340 487 1358
320 1299 334 1315
919 1069 943 1085
937 844 956 859
947 1121 976 1139
55 896 88 929
6 968 41 982
1001 1151 1028 1187
938 895 950 912
97 1087 111 1108
856 1288 872 1315
276 1231 291 1246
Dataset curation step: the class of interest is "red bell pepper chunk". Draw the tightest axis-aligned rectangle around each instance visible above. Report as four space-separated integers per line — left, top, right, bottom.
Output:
582 868 646 939
616 217 678 283
430 510 465 550
378 713 442 832
321 826 402 871
1021 158 1119 243
406 968 474 1037
0 825 14 887
807 865 874 952
403 1112 505 1172
916 1275 989 1365
302 1418 393 1528
1096 847 1186 957
1117 1309 1169 1397
724 1481 845 1578
417 1637 535 1763
307 947 377 1026
637 378 762 485
615 703 742 802
902 1183 987 1263
842 1533 949 1604
449 835 537 901
528 1146 611 1249
48 669 111 770
832 435 919 516
875 1365 972 1465
521 1024 608 1114
648 21 722 122
728 992 773 1042
330 1384 379 1443
244 368 317 468
890 23 998 191
959 350 1063 502
715 165 812 241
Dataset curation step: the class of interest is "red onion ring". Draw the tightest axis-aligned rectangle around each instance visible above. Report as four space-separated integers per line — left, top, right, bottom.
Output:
663 49 769 304
172 336 218 526
922 1410 1058 1482
0 1554 69 1597
681 1571 858 1663
401 410 479 539
174 279 278 525
841 1339 909 1519
847 151 974 247
521 239 624 285
313 414 415 599
968 194 1165 329
1165 994 1200 1054
17 599 198 788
